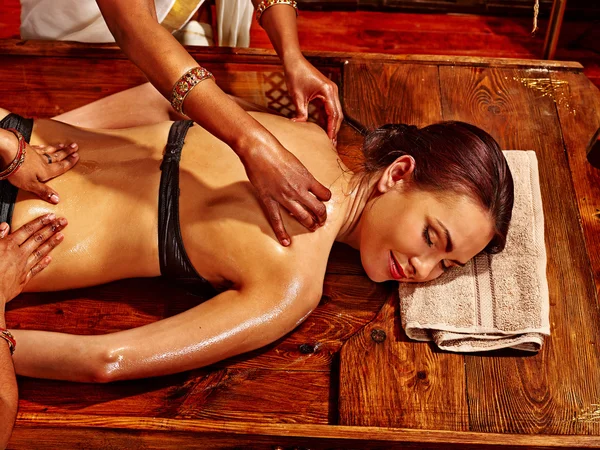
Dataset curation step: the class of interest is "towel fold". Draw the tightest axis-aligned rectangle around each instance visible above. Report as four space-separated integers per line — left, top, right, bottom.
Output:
399 151 549 353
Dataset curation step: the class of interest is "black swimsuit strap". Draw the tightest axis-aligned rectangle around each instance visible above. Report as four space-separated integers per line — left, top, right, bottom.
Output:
158 120 217 298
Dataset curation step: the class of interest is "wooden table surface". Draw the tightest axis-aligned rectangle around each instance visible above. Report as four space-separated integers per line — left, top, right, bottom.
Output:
1 40 599 449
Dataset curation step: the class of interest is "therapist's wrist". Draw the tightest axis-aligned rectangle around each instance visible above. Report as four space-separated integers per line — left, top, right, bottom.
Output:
0 130 18 170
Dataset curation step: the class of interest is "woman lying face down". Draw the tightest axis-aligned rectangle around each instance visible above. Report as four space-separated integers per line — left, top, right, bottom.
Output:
1 106 513 382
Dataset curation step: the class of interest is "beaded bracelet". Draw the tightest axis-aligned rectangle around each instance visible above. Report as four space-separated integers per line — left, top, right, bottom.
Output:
170 66 215 115
0 128 26 180
255 0 298 25
0 328 16 355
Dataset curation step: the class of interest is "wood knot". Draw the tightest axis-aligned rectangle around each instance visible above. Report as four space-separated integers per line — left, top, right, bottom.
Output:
319 294 332 305
416 370 427 380
487 105 501 114
371 328 387 343
299 343 315 354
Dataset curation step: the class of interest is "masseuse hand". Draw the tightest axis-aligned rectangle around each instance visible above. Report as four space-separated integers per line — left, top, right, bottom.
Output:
0 214 67 304
9 141 80 204
0 128 79 204
241 136 332 247
283 55 343 145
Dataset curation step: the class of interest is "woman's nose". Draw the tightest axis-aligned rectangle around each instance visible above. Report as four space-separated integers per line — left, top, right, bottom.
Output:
410 256 439 281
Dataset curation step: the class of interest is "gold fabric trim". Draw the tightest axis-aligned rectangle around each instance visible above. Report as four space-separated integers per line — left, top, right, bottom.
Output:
161 0 204 33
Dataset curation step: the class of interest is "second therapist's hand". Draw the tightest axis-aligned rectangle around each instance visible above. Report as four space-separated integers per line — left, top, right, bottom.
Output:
0 214 67 305
9 141 79 204
283 55 343 145
241 139 331 246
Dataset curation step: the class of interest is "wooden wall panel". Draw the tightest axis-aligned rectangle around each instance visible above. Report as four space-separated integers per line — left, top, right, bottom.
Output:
439 65 600 434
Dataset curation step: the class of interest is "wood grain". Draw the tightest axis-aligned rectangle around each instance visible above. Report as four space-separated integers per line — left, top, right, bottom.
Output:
337 61 469 431
10 414 600 449
439 65 600 434
339 292 470 430
0 40 585 69
551 71 600 297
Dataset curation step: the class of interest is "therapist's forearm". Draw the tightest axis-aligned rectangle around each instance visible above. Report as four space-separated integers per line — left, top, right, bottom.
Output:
96 2 275 158
252 2 303 62
97 4 198 97
0 313 18 450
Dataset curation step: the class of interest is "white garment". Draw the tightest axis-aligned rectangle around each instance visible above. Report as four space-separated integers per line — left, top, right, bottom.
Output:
217 0 253 47
20 0 253 47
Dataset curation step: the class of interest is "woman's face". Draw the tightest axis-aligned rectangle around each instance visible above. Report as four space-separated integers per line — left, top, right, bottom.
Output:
359 170 495 283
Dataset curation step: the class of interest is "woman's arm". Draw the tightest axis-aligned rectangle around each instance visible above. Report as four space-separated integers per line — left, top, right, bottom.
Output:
11 278 322 382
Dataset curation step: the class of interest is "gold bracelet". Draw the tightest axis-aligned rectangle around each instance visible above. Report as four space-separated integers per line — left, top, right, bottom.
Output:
0 328 16 355
0 128 27 181
255 0 298 26
170 66 215 115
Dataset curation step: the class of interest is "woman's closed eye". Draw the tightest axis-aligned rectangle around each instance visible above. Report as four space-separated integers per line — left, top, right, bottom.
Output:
423 225 451 272
422 225 434 247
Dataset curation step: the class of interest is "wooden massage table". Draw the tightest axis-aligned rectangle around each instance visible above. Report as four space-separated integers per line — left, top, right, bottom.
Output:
1 40 599 449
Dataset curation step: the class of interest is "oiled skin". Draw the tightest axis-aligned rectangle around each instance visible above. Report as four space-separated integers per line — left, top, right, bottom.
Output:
2 108 354 382
7 110 346 292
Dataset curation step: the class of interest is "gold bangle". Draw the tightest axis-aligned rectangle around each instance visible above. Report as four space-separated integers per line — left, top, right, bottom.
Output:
170 66 215 115
255 0 298 26
0 128 27 181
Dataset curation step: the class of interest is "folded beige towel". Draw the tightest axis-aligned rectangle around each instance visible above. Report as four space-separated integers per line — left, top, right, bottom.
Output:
399 151 549 352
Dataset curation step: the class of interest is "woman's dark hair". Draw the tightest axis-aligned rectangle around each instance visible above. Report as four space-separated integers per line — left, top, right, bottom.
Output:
361 121 514 254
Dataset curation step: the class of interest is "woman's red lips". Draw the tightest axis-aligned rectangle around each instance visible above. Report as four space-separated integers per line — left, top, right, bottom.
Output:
389 251 406 280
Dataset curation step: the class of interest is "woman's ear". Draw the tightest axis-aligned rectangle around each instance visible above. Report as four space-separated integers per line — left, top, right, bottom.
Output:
376 155 416 193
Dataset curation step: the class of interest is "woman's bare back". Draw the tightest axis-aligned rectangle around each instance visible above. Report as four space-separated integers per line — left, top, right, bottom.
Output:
6 110 347 293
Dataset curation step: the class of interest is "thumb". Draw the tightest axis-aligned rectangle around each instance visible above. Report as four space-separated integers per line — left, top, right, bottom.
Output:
292 96 309 123
33 183 60 204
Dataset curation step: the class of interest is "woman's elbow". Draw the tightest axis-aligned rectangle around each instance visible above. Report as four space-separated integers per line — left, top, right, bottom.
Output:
76 345 128 384
262 287 323 341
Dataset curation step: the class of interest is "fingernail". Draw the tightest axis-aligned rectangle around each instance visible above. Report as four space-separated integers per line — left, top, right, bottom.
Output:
70 143 77 148
47 213 56 220
282 238 290 246
0 227 7 238
70 153 79 159
58 218 67 226
51 194 60 203
56 233 64 241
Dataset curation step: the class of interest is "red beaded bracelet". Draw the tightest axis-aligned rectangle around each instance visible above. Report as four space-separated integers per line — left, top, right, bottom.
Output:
0 327 16 355
0 128 27 180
